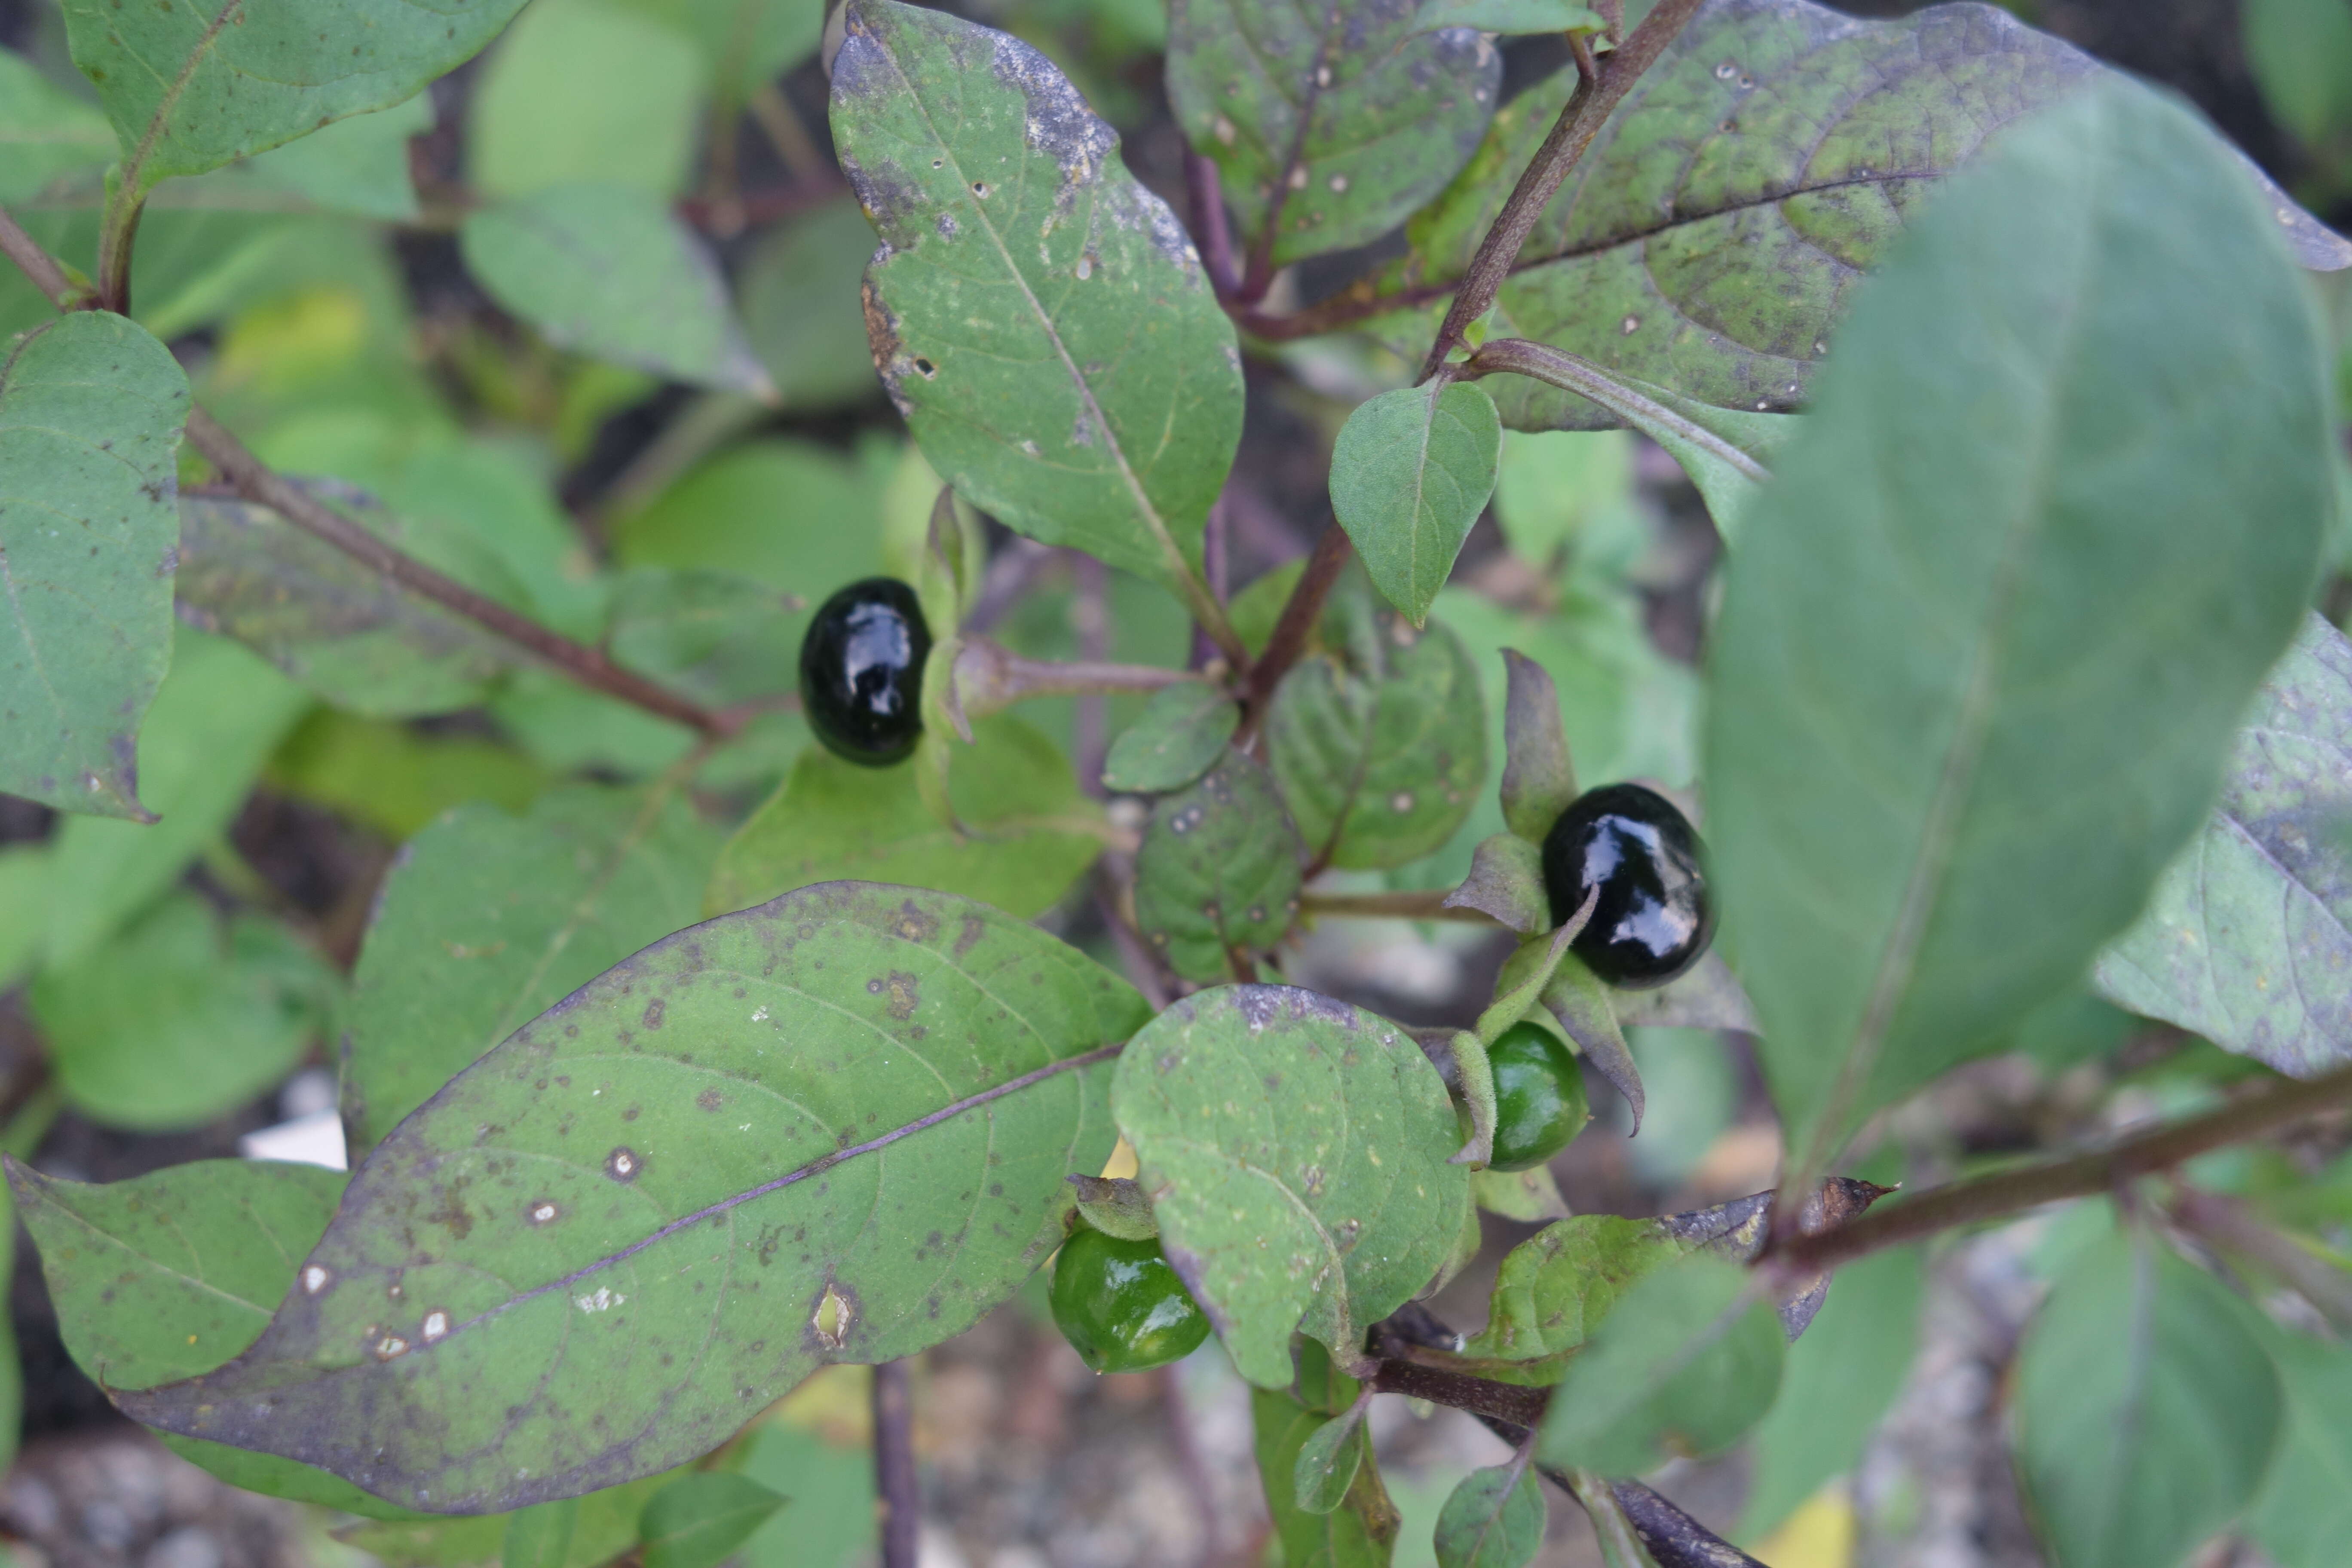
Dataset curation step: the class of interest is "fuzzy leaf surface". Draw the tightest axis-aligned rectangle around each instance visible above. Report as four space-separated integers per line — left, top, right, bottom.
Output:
2094 614 2352 1077
119 884 1145 1512
1705 81 2334 1164
59 0 531 190
1169 0 1500 266
0 312 189 820
706 716 1098 922
345 786 723 1155
830 0 1242 588
462 184 769 393
1384 0 2349 423
1111 984 1470 1387
2014 1230 2284 1568
1330 383 1501 627
1131 751 1304 980
1270 599 1486 869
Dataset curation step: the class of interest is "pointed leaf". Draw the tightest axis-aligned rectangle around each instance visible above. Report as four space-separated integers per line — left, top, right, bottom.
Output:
1607 952 1759 1035
59 0 531 192
1292 1397 1371 1514
830 0 1242 589
706 715 1100 922
1447 1028 1498 1168
1434 1461 1545 1568
462 183 769 394
8 1157 426 1519
119 884 1146 1512
1132 750 1304 981
1499 648 1575 842
345 786 723 1155
1268 595 1487 867
1253 1384 1401 1568
177 488 521 717
1385 0 2349 420
504 1500 579 1568
1461 1214 1689 1385
1444 833 1548 933
1539 956 1642 1132
1102 681 1239 794
0 312 189 820
638 1473 786 1568
1706 81 2334 1167
1170 0 1501 266
2094 614 2352 1077
2014 1230 2284 1568
1536 1254 1785 1475
1471 1164 1570 1222
1111 984 1471 1387
1480 924 1579 1044
1330 382 1501 626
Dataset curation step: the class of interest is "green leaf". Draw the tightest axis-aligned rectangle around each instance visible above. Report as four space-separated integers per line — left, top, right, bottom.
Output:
1293 1398 1371 1514
59 0 532 193
1253 1383 1401 1568
1498 647 1574 842
1101 681 1239 794
1066 1173 1158 1240
7 1157 424 1520
0 46 114 203
42 630 310 968
1330 383 1501 627
176 488 521 716
1445 833 1548 933
1459 1214 1686 1385
267 712 548 840
612 437 895 591
1131 751 1305 981
31 892 335 1131
469 0 707 198
2094 614 2352 1077
638 1473 787 1568
235 92 431 221
705 715 1099 922
353 1473 678 1567
1386 0 2351 422
622 0 821 105
1734 1245 1923 1541
119 884 1148 1512
1270 596 1486 869
1410 0 1602 37
1433 1461 1545 1568
608 568 803 708
0 846 50 991
1471 1164 1569 1223
829 0 1243 591
0 311 190 820
1538 956 1641 1131
1705 80 2335 1165
1536 1254 1785 1476
739 199 891 414
2013 1230 2284 1568
462 184 770 395
2246 1323 2352 1568
1110 984 1471 1387
504 1501 580 1568
344 785 723 1155
1491 429 1631 568
2245 0 2352 148
1169 0 1501 267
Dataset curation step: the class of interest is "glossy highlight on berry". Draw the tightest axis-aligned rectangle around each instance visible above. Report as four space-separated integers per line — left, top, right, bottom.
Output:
1049 1227 1210 1374
1486 1020 1590 1172
1540 782 1714 989
799 577 932 766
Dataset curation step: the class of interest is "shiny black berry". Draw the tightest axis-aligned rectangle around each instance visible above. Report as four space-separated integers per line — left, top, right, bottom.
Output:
1540 782 1713 989
799 577 931 766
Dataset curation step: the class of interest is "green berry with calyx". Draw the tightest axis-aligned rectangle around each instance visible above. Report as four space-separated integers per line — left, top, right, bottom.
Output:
1487 1020 1591 1173
1049 1226 1210 1373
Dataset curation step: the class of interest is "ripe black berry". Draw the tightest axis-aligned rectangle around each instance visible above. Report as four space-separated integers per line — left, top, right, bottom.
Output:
799 577 932 766
1540 782 1713 989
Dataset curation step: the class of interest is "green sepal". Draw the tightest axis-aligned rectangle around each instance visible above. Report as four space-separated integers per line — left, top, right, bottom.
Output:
1499 648 1576 843
1066 1174 1159 1241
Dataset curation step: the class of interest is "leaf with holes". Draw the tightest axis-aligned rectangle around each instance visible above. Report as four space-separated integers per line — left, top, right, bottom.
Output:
1269 593 1486 869
462 183 770 394
705 715 1099 922
2094 615 2352 1078
828 0 1242 590
1131 751 1305 981
1330 383 1501 627
1381 0 2350 425
116 883 1147 1512
176 488 521 717
8 1157 429 1519
1169 0 1500 268
1111 984 1471 1388
58 0 532 193
0 312 189 820
343 786 725 1156
1706 81 2334 1168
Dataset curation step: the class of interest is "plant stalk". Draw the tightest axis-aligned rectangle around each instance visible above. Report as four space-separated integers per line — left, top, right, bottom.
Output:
1185 148 1243 300
1415 0 1707 382
0 204 77 310
871 1360 921 1568
1461 338 1768 482
1234 522 1354 743
94 183 145 315
1300 890 1504 923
